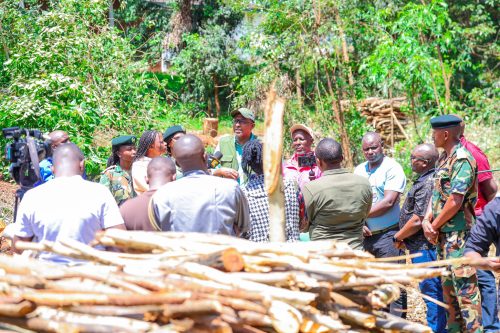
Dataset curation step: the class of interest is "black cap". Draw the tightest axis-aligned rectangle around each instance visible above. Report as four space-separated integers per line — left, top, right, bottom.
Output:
163 125 186 142
430 115 462 129
111 135 136 147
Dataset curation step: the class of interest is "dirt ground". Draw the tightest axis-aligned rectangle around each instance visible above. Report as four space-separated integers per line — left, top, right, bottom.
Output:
0 180 17 225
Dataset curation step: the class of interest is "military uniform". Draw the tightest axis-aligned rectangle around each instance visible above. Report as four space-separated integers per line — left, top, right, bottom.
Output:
100 135 137 206
433 142 482 333
99 165 135 206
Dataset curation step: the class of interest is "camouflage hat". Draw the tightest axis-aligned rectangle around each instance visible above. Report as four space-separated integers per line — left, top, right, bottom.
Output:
430 115 462 129
111 135 136 147
231 108 255 122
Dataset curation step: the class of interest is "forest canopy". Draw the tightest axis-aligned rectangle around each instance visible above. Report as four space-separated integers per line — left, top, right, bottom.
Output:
0 0 498 175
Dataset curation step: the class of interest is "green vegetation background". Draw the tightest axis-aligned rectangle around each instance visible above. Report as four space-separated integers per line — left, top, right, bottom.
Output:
0 0 498 180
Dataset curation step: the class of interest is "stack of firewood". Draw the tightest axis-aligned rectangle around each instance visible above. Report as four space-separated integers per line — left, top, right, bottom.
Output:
359 97 410 145
0 230 448 332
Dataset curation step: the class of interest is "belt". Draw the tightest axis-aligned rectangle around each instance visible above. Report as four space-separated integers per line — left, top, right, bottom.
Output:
369 224 398 236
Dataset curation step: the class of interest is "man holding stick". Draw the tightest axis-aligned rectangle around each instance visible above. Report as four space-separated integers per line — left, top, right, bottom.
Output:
423 115 482 333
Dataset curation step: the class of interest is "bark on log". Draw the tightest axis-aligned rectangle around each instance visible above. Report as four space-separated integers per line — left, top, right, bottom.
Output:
203 118 219 137
193 248 244 272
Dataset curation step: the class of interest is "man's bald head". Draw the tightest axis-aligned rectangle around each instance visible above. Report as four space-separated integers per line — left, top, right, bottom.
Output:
362 132 383 145
52 143 84 177
146 157 176 190
414 143 439 164
172 134 206 172
49 130 70 150
411 143 438 174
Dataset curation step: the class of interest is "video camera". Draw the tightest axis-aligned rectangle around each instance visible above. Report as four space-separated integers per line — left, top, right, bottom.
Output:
2 127 51 188
298 153 317 181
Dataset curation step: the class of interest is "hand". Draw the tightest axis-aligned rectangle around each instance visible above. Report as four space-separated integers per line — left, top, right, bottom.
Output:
486 258 500 272
299 217 309 232
363 226 372 237
394 240 405 250
422 220 438 245
213 167 239 180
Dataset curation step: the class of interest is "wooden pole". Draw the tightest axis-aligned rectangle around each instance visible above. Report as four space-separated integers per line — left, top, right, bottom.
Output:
263 85 286 242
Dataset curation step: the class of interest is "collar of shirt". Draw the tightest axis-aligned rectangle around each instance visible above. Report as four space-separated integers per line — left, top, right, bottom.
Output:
182 169 209 177
364 156 385 175
234 133 257 149
322 168 348 176
415 168 435 183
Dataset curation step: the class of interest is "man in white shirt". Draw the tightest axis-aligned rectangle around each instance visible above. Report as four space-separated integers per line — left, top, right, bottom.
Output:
14 143 125 264
354 132 407 317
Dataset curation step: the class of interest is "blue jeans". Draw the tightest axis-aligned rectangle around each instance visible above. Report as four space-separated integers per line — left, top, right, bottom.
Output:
477 269 500 332
411 248 447 333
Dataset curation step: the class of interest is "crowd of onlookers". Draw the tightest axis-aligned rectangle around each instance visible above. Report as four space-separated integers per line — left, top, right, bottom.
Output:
4 108 499 333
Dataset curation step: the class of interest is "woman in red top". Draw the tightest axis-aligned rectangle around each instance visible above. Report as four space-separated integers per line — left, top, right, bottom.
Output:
283 124 322 190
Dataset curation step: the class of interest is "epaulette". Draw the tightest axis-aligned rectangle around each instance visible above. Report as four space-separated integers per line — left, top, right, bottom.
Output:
102 165 116 174
455 147 469 160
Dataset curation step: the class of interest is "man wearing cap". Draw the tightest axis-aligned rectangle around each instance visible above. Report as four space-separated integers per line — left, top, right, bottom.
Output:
458 120 499 332
100 135 137 206
212 108 257 184
422 115 482 333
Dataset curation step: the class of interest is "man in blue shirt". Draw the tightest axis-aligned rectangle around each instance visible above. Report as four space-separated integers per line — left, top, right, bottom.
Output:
354 131 407 318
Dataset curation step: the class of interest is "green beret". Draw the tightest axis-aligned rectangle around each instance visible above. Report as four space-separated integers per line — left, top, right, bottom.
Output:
231 107 255 122
430 115 462 129
111 135 136 147
163 125 186 142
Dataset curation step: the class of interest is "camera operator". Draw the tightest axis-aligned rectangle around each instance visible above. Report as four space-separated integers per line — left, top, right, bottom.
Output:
283 124 322 190
37 130 70 184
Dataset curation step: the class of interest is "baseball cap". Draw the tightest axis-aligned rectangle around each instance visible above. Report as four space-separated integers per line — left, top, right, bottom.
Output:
231 108 255 122
290 124 314 139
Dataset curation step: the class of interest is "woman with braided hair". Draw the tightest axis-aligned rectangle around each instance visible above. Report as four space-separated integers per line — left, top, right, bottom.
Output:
131 130 166 195
241 140 300 242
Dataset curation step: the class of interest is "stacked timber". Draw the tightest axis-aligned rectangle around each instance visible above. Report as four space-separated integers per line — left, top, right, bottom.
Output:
0 230 448 332
358 97 410 145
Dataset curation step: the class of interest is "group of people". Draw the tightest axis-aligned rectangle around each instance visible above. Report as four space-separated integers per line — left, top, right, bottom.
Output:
8 108 499 333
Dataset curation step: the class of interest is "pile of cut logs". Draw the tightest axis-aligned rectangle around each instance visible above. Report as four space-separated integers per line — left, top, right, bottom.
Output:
0 230 447 332
359 97 410 145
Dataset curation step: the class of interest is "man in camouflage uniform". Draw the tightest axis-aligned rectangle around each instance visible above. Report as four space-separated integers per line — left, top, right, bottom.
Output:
423 115 482 333
100 135 137 206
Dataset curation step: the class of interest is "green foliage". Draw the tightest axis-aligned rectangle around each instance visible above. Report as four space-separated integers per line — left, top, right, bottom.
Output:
0 0 171 177
172 6 245 117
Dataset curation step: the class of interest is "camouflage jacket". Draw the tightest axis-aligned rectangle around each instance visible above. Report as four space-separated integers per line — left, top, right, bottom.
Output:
99 165 135 206
432 143 477 233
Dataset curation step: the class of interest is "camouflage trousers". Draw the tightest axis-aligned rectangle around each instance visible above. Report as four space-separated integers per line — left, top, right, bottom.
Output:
437 230 483 333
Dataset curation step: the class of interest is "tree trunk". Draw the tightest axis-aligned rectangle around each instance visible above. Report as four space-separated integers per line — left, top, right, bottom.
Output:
435 45 451 113
108 0 114 28
323 63 353 169
295 69 302 112
161 0 192 72
213 74 221 119
335 10 354 87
